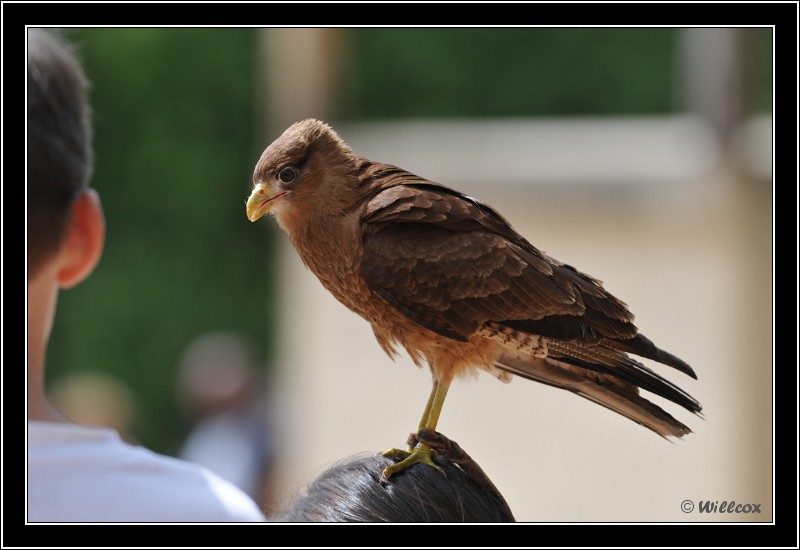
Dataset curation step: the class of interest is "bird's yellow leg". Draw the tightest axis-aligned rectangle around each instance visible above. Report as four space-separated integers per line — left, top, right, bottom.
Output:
382 380 439 459
417 380 440 433
382 378 451 479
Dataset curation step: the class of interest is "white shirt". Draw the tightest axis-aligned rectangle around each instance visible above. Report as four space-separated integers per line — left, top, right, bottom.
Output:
27 421 266 522
180 411 269 498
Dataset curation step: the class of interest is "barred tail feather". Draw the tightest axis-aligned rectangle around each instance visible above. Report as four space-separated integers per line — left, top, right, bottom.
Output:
495 352 694 438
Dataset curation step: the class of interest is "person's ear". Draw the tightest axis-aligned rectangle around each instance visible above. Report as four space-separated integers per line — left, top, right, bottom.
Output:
56 189 105 289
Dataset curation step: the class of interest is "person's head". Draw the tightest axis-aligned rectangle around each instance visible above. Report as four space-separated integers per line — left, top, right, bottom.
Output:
272 452 515 523
27 28 102 284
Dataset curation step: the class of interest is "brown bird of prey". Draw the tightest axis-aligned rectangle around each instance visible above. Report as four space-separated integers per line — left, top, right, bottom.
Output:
246 119 701 478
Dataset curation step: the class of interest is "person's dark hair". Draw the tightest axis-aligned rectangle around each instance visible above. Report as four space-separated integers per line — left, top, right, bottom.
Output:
272 452 515 523
27 28 93 277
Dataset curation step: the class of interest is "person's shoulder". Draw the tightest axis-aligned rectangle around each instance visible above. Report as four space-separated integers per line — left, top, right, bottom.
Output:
140 448 267 522
125 443 266 522
27 421 265 522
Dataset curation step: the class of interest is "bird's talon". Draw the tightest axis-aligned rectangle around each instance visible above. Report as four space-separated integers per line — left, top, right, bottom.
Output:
381 447 412 460
381 444 444 480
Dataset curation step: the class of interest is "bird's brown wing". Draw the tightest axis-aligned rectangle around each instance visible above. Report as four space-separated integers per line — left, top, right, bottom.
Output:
362 182 639 347
360 181 701 435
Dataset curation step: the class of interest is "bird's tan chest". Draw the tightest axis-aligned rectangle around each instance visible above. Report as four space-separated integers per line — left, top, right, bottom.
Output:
288 218 377 320
286 216 511 384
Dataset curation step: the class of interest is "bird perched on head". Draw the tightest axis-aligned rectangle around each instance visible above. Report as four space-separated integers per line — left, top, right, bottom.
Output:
246 119 702 479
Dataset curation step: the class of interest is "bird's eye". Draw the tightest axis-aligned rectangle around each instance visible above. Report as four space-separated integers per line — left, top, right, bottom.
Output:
278 166 298 184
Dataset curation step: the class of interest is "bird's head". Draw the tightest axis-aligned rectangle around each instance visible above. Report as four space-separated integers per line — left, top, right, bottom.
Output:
246 119 358 231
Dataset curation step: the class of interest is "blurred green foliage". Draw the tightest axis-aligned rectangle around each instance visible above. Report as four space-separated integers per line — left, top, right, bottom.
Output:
751 27 773 112
48 28 273 453
42 27 772 455
345 27 772 119
346 28 678 117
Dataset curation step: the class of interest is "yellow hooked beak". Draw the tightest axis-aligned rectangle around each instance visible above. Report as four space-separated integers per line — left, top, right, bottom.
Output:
246 182 289 222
